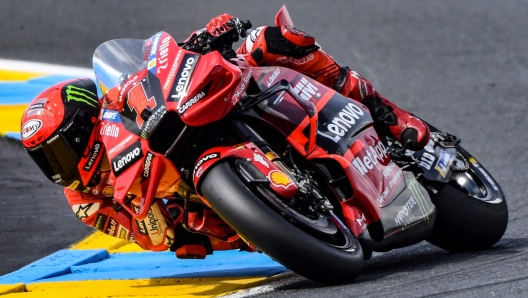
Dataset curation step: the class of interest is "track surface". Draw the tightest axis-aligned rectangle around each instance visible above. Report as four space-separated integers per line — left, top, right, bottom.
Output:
1 0 528 296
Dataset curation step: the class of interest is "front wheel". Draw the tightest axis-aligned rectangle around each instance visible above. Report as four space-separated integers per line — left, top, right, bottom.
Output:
200 160 364 285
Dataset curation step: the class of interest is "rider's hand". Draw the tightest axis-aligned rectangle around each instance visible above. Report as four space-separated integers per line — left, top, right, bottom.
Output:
206 14 235 37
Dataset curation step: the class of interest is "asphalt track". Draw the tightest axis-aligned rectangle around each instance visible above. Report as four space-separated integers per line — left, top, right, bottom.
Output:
1 0 528 297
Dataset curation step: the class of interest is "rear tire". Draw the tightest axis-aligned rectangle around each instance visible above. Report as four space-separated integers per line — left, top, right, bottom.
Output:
200 160 364 284
426 184 508 252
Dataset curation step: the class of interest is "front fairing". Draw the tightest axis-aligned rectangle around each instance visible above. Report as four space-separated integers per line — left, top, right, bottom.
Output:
93 33 184 219
92 31 243 219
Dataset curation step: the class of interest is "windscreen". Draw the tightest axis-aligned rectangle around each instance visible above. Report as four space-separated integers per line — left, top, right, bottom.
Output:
93 38 148 95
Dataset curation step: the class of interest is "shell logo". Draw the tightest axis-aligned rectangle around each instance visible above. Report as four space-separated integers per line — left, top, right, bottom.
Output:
268 170 294 188
103 186 114 197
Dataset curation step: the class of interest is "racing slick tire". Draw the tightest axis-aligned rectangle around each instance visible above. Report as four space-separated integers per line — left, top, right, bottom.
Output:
426 165 508 252
200 160 364 285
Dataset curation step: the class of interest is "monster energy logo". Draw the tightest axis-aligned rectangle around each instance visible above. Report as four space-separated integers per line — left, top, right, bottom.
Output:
394 176 433 229
407 177 431 224
65 85 98 107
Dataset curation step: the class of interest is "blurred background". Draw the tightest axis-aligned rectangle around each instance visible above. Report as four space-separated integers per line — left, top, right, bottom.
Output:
1 0 528 295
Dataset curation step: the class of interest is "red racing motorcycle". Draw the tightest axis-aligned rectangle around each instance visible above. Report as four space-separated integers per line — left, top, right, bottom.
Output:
92 6 507 284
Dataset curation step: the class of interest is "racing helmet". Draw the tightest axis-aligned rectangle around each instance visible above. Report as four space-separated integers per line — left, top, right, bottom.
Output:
21 78 101 191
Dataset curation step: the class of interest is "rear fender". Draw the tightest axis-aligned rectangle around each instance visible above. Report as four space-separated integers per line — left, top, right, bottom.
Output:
193 142 298 200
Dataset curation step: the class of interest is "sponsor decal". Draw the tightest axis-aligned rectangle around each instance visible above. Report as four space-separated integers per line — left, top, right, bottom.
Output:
28 103 45 110
177 82 211 114
108 134 134 155
193 152 220 178
435 150 453 178
128 232 135 242
105 217 118 237
423 139 435 153
394 196 417 226
170 53 200 102
141 151 154 181
101 110 119 121
272 91 285 106
253 153 269 168
144 203 171 245
351 140 388 176
355 213 367 229
68 180 80 190
195 166 203 178
277 53 314 65
148 59 156 69
72 202 100 220
419 152 435 170
118 75 139 102
132 204 148 235
157 36 172 74
319 102 365 143
118 226 129 240
267 68 281 87
94 214 108 231
111 141 144 176
165 232 175 246
164 49 183 90
232 69 253 105
141 105 167 139
150 33 161 57
292 77 320 101
46 134 60 144
389 168 403 188
65 85 98 107
103 186 114 197
83 141 102 171
383 161 396 178
268 170 294 188
100 123 120 138
21 119 42 140
393 177 431 228
377 188 389 207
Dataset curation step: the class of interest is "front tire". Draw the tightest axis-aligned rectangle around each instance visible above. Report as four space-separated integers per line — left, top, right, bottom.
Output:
200 160 364 284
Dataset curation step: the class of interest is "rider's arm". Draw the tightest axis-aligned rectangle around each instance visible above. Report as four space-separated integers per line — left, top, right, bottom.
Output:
64 188 175 251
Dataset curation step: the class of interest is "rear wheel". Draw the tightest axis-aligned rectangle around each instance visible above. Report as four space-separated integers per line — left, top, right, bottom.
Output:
200 160 364 284
426 148 508 252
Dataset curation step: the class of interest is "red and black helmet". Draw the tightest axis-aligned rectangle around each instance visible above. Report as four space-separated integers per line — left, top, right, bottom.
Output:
21 78 102 191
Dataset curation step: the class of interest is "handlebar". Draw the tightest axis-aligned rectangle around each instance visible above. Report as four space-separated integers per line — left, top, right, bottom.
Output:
180 18 252 59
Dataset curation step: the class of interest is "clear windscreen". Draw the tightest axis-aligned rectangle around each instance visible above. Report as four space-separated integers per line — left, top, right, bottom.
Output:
93 38 148 95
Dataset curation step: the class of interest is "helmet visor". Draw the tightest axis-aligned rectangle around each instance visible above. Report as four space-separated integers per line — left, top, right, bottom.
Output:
25 109 93 191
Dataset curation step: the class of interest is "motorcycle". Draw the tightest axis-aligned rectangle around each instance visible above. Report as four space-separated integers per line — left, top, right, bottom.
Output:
92 6 508 284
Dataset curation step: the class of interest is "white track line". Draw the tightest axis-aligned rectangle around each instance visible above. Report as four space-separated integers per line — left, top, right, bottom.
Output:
0 58 93 77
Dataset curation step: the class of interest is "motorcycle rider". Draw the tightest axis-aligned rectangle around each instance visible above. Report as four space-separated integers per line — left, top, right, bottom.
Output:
20 14 429 259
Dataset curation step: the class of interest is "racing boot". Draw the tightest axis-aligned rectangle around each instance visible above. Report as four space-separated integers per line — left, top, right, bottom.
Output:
167 202 210 259
338 70 430 150
167 202 245 259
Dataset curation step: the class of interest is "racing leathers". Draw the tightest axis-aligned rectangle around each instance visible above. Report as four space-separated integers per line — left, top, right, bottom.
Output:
235 24 430 150
64 124 244 259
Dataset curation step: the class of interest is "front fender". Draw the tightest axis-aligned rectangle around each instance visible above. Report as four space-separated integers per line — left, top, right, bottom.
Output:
193 142 298 199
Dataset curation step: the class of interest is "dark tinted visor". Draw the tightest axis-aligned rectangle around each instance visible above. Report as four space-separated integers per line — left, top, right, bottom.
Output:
26 109 93 190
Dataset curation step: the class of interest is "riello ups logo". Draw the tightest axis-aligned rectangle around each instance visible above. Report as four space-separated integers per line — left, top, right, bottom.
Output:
111 140 144 176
